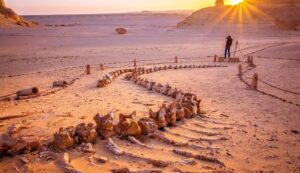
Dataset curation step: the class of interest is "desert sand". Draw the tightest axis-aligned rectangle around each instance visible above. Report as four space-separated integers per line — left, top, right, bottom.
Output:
0 2 300 173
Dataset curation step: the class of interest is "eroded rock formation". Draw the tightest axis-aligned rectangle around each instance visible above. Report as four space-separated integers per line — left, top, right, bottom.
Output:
0 0 36 27
215 0 224 7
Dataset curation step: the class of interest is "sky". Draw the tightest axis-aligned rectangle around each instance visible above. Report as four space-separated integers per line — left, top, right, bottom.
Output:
5 0 235 15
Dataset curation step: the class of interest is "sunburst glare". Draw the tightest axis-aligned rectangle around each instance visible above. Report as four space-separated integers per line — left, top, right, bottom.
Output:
231 0 244 5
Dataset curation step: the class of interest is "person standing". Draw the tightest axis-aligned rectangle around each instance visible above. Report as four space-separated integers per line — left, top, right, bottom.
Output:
225 35 233 58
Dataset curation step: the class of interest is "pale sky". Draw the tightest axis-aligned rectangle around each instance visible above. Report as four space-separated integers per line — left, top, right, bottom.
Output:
5 0 234 15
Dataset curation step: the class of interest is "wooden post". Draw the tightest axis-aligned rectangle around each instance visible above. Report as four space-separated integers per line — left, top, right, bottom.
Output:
249 56 255 67
133 59 137 67
214 55 217 62
86 64 91 75
252 73 258 90
100 64 104 71
238 64 242 77
175 56 178 63
247 56 251 63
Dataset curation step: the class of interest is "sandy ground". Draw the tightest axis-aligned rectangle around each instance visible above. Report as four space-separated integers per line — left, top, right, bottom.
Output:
0 13 300 173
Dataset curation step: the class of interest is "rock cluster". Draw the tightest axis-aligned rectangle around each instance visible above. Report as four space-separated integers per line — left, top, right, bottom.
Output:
52 123 97 150
114 111 141 137
94 113 115 139
49 64 223 151
0 125 41 156
98 69 133 88
90 65 215 140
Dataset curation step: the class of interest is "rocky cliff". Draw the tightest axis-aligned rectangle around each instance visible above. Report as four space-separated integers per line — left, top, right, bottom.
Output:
0 0 36 27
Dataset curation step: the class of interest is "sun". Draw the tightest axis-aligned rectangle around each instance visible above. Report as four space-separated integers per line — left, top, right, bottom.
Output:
231 0 244 5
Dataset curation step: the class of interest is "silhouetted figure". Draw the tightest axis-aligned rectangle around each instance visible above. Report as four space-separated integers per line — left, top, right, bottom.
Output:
225 35 233 58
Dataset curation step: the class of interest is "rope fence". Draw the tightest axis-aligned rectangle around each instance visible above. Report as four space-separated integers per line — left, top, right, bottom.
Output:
0 56 213 101
238 57 300 107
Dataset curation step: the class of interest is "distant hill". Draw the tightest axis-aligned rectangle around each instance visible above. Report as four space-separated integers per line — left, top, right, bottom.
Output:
177 1 300 30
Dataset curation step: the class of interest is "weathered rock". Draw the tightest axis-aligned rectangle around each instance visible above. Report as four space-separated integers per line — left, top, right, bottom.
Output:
75 123 97 143
94 113 115 139
64 126 76 138
0 132 41 155
112 168 130 173
146 81 155 90
150 160 169 168
183 106 193 119
19 154 31 164
176 104 185 120
149 108 167 130
180 158 197 165
175 91 184 101
55 152 83 173
116 28 127 34
6 124 21 135
79 143 95 153
115 112 141 137
53 80 68 87
58 152 71 163
52 130 74 150
160 85 170 95
138 117 158 135
106 138 124 155
93 155 108 163
21 136 41 151
165 103 177 126
39 150 54 160
166 88 176 97
152 83 162 93
181 101 198 118
0 133 17 154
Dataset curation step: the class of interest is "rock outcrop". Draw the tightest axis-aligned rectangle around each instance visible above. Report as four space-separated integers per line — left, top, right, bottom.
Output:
0 0 37 27
116 28 127 34
215 0 224 7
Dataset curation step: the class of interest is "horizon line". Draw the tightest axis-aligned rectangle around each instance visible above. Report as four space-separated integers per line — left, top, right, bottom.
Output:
19 9 198 16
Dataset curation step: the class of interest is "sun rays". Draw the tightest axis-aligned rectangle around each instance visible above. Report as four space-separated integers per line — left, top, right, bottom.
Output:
231 0 244 5
198 0 274 35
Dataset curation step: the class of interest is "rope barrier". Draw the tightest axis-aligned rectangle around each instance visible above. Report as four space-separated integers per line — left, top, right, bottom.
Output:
257 79 300 96
257 56 300 62
0 56 211 100
0 70 86 101
244 42 286 56
239 60 300 107
0 56 208 78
